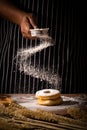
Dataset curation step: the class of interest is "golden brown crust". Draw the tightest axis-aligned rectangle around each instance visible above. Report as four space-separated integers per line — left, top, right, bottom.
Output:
35 89 61 100
37 97 63 106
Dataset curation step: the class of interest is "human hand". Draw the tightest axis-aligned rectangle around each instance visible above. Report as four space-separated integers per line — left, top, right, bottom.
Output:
20 13 38 39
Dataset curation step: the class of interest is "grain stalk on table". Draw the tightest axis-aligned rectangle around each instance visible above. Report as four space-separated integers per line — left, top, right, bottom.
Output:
0 102 87 130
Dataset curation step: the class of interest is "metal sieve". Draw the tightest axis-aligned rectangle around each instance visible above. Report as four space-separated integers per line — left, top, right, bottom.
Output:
30 28 49 38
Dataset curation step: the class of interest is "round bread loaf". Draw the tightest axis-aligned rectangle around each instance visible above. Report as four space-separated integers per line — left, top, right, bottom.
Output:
35 89 63 106
36 89 60 100
37 97 63 106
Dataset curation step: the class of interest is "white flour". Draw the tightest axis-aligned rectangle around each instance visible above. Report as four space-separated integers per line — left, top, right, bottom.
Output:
15 36 61 87
18 63 61 87
17 37 54 59
11 94 87 114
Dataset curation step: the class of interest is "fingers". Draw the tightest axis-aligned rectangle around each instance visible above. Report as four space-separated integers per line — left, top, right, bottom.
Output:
21 17 31 33
20 13 38 39
22 32 37 40
28 13 38 29
20 16 35 39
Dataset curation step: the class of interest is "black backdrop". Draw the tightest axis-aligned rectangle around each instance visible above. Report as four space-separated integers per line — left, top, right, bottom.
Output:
0 0 86 94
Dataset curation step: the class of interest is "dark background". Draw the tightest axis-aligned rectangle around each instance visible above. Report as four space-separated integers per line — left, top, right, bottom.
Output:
0 0 86 94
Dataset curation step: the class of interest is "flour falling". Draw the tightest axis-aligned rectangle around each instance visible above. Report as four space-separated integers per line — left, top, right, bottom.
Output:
17 37 54 59
15 36 61 87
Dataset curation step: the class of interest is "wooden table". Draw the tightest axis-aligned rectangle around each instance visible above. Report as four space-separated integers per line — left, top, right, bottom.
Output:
1 93 87 115
0 94 87 130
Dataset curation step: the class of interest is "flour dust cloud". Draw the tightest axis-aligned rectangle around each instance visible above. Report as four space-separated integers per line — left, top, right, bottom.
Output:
15 36 61 88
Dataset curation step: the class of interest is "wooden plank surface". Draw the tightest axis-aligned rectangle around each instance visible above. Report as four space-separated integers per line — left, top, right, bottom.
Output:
0 94 87 115
0 94 87 130
4 93 86 115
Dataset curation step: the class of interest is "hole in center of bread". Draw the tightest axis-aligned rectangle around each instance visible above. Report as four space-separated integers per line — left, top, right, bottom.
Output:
44 90 50 93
